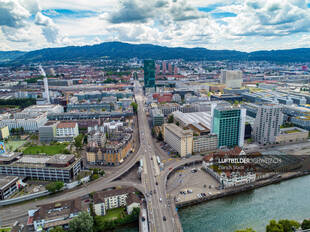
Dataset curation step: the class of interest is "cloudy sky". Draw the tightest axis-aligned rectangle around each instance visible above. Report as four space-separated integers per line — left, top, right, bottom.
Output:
1 0 310 52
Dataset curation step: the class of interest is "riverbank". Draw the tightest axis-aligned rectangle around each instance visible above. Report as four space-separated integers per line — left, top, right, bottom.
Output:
176 171 309 208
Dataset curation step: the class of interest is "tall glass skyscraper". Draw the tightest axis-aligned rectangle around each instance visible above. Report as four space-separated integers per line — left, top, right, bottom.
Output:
212 106 246 148
144 60 155 88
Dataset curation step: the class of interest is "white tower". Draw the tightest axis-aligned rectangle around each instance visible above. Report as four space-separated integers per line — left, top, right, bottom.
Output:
39 65 50 104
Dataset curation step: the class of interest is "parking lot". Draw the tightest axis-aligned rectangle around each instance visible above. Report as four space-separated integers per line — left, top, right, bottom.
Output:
167 164 221 203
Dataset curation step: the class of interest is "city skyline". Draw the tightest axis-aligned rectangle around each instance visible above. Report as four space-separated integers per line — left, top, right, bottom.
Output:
1 0 310 52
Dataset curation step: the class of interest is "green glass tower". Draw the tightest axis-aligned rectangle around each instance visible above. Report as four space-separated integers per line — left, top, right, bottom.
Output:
212 107 245 148
144 60 155 88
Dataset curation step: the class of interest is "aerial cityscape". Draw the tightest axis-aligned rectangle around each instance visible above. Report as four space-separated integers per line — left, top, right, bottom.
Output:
1 1 310 232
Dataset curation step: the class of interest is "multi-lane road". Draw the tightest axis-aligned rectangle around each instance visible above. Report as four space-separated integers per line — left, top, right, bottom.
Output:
134 81 176 232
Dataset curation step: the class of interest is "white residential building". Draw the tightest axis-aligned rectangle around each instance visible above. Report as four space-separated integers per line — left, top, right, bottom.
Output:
253 104 283 145
93 187 138 216
56 122 79 139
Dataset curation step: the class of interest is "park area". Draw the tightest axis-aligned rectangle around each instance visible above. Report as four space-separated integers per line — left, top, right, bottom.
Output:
23 142 70 155
0 228 11 232
6 139 27 152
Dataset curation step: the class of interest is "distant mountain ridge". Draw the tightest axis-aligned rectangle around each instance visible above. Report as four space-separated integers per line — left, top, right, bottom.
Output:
0 51 26 63
2 42 310 64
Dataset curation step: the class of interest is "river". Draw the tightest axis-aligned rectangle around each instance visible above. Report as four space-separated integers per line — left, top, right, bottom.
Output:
178 175 310 232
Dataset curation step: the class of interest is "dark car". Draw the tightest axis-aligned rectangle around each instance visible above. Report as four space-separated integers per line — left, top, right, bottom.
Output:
163 216 166 221
156 182 158 185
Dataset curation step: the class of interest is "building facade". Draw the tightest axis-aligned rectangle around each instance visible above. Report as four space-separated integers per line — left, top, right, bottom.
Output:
0 125 9 139
275 127 308 144
144 60 155 88
56 122 79 141
151 108 164 126
192 134 218 153
253 104 283 145
93 187 138 216
0 154 81 183
163 124 193 157
0 176 19 200
212 106 246 148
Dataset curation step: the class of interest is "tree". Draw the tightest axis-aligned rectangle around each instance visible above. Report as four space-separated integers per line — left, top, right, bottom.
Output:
69 211 93 232
131 102 138 114
235 228 256 232
50 226 65 232
301 219 310 230
266 220 284 232
175 121 180 126
46 181 64 193
74 134 84 148
157 131 163 141
168 115 174 123
278 219 300 232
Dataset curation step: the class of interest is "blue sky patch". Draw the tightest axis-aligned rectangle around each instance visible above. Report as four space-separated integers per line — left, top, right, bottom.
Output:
211 12 237 18
42 9 97 18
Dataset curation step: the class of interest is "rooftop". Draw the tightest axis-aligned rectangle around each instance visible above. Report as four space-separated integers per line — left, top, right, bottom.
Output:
164 123 193 137
34 197 89 222
57 122 77 129
93 187 136 204
0 175 19 189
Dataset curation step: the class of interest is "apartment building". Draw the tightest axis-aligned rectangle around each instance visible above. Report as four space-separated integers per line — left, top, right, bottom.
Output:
93 187 139 216
163 123 193 157
56 122 79 141
253 104 283 145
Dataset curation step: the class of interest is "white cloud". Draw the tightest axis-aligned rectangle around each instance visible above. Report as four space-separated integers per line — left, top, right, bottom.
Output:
1 0 310 52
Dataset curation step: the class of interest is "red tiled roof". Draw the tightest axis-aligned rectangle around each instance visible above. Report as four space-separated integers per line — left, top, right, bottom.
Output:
56 122 77 129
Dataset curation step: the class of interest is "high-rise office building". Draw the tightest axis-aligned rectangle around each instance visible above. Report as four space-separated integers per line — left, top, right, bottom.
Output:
212 105 246 148
144 60 155 88
220 70 243 89
168 63 172 74
174 65 179 74
162 61 167 74
253 104 283 145
156 64 160 74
